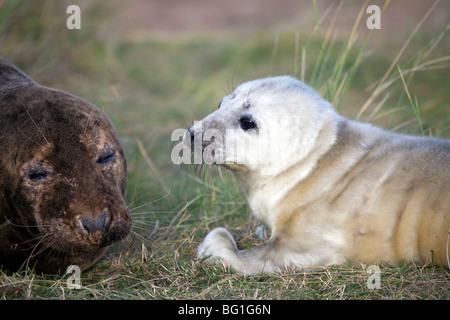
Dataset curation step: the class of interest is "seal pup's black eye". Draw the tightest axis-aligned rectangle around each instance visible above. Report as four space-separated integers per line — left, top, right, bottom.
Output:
239 117 257 131
97 149 116 165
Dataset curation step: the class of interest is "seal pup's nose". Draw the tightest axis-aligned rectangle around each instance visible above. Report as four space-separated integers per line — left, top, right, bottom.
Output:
187 126 195 148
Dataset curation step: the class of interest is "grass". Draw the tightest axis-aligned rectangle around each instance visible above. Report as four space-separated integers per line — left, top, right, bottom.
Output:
0 0 449 300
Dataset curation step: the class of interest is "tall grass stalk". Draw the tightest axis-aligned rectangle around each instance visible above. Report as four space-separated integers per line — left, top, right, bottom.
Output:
357 0 441 120
397 65 424 136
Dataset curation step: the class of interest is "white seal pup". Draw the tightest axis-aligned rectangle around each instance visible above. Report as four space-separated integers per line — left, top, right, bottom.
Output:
186 76 450 274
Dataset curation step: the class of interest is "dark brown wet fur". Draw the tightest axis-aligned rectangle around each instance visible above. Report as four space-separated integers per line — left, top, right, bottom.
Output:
0 57 131 274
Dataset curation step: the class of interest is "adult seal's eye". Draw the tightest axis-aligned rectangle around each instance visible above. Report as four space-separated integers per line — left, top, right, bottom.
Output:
97 149 116 165
28 170 51 181
239 117 257 131
27 163 54 181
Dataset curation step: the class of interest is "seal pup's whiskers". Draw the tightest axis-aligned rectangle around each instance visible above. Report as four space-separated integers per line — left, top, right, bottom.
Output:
224 73 236 97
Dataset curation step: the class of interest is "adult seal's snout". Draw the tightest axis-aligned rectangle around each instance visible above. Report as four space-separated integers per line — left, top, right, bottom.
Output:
0 57 131 274
80 213 108 236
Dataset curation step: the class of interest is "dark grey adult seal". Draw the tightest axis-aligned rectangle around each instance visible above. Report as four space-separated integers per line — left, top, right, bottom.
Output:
0 57 131 274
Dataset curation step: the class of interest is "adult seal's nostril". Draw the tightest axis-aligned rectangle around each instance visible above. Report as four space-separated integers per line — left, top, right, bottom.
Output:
108 219 132 243
80 212 107 235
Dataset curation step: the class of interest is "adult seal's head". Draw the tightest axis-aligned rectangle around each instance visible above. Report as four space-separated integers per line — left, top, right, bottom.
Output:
0 57 131 274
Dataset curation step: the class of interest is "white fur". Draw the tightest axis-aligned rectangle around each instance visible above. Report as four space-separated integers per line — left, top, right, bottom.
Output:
190 76 450 273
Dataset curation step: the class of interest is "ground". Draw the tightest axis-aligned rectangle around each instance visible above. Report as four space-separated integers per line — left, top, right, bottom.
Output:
0 0 449 301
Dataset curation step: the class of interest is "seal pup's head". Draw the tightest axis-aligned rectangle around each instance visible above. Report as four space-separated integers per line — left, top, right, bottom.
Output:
185 76 337 179
0 57 131 273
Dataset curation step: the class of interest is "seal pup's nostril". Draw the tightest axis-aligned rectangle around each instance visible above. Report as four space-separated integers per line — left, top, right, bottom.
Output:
187 126 194 136
187 126 195 147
